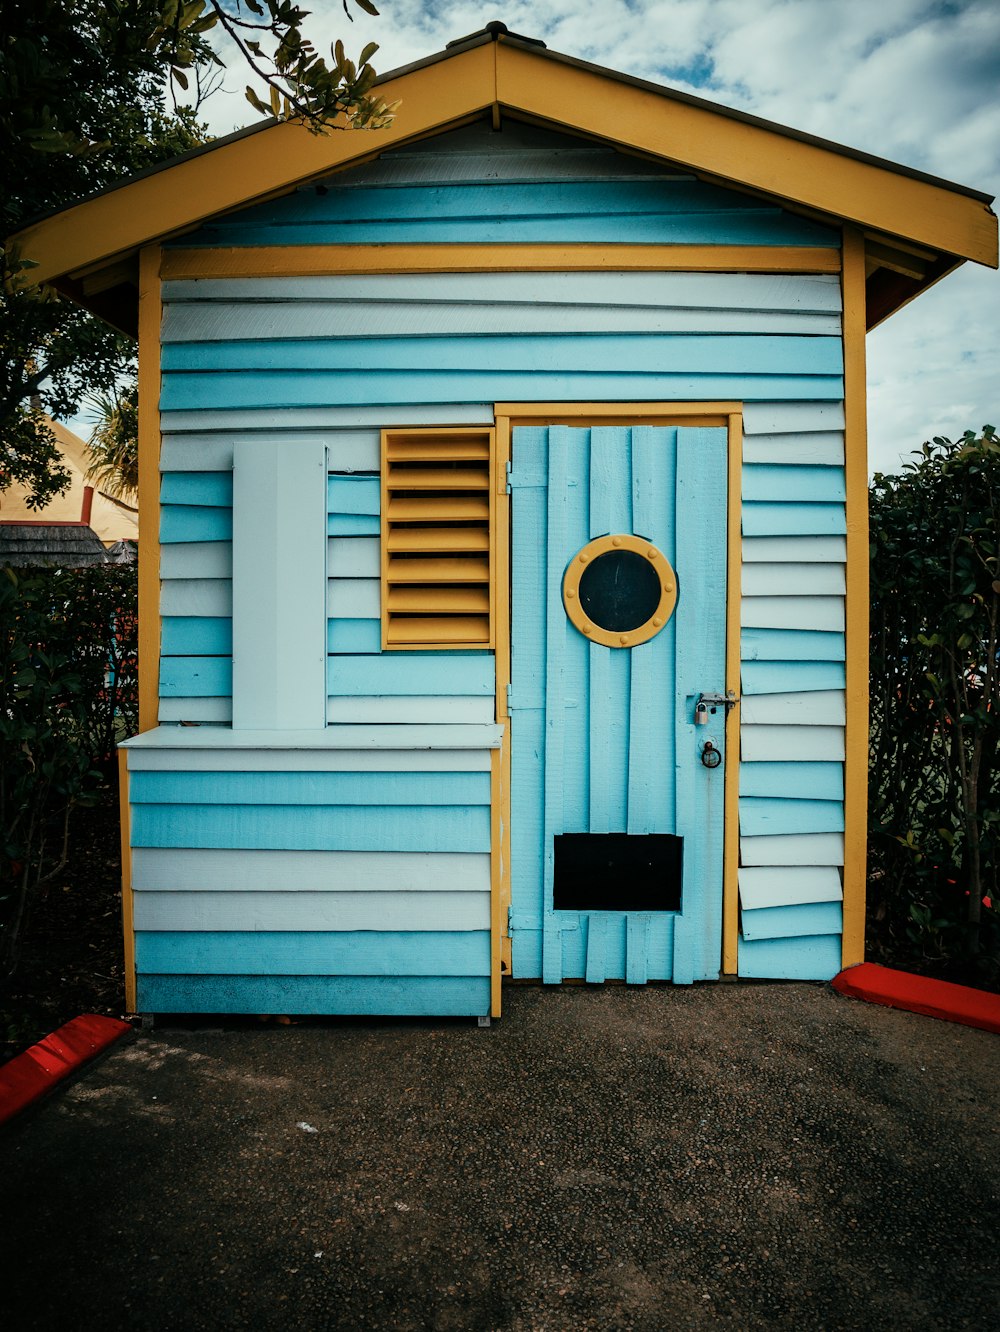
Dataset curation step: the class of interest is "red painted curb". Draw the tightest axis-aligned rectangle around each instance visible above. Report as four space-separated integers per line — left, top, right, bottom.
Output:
0 1014 134 1126
832 963 1000 1034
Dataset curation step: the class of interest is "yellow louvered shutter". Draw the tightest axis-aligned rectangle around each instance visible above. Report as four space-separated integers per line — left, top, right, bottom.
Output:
381 428 495 649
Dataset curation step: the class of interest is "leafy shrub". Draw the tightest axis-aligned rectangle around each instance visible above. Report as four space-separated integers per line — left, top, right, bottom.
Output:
0 563 137 975
868 428 1000 986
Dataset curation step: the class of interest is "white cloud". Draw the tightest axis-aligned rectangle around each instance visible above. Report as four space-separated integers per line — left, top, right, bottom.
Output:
192 0 998 473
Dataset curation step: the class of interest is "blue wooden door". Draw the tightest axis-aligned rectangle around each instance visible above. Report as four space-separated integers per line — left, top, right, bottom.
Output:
509 424 728 983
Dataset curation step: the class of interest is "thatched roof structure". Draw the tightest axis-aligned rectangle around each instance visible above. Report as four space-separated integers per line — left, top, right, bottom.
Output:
0 523 109 568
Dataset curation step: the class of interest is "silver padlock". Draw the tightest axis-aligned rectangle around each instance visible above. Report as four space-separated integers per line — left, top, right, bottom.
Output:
694 701 709 725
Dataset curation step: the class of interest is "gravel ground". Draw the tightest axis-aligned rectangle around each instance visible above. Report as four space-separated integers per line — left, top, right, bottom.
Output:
2 981 998 1331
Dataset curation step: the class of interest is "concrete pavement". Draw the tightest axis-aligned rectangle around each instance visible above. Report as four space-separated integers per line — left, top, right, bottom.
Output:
2 982 997 1330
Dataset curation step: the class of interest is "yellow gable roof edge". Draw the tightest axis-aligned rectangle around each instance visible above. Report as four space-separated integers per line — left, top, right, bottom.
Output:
14 42 497 287
11 29 997 291
494 42 997 269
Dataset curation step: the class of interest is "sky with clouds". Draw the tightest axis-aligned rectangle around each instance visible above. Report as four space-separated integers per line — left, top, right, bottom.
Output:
199 0 999 475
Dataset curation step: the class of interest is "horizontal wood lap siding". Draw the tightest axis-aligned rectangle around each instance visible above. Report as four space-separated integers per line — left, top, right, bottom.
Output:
152 124 849 992
128 749 493 1016
173 172 841 247
738 401 848 979
158 267 845 722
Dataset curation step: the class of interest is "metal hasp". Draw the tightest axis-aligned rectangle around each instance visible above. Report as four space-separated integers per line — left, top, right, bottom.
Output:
694 691 740 725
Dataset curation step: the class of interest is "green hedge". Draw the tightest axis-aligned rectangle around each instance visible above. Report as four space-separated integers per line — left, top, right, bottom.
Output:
868 428 1000 986
0 563 137 975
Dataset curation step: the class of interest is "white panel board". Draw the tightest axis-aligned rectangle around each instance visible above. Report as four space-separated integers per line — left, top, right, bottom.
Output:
326 696 495 724
232 439 327 729
738 865 843 910
163 298 840 340
326 578 380 618
328 537 380 578
160 431 379 473
160 542 233 580
740 725 845 761
742 536 847 563
326 431 380 472
159 579 232 617
163 271 842 313
741 690 846 726
122 722 503 750
743 432 845 466
739 832 844 866
127 746 492 772
133 889 490 931
132 847 491 892
742 401 847 435
160 405 495 433
159 697 232 722
742 563 846 596
741 596 845 632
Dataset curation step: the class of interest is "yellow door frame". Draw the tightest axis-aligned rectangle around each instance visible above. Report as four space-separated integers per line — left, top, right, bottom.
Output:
491 401 743 1007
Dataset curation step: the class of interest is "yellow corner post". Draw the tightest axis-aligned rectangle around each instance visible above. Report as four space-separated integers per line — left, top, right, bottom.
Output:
137 245 161 734
841 227 870 968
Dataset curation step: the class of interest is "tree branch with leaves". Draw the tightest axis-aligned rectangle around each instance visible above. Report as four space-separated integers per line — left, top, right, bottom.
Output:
2 0 395 507
150 0 396 130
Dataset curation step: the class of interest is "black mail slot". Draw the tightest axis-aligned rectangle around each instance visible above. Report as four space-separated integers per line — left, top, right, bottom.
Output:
553 833 683 911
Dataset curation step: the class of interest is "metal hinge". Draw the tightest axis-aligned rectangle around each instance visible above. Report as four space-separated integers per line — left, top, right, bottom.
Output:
505 684 542 713
505 464 546 492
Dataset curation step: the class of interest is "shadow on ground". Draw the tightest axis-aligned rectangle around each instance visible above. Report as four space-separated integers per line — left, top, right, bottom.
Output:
2 983 998 1330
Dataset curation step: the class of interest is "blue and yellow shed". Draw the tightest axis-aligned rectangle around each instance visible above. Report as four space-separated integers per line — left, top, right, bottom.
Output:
16 25 998 1019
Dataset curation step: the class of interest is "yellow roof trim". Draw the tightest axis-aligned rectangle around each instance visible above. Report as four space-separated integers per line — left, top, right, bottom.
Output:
15 43 496 287
11 32 997 293
493 44 996 269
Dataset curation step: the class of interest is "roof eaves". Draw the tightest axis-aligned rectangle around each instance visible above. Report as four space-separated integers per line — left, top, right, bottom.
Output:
17 25 991 239
16 35 500 234
497 37 994 206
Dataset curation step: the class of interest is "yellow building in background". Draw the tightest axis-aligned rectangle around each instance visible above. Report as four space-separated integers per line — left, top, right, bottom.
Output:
0 417 138 548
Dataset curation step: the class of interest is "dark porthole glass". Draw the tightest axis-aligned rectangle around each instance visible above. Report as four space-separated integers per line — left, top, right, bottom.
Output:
577 549 663 633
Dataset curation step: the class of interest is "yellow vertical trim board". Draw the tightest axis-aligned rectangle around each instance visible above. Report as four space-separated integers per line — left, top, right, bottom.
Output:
493 416 513 988
723 411 743 975
117 749 136 1012
494 414 512 726
137 245 161 733
490 747 504 1018
500 723 513 981
841 228 870 968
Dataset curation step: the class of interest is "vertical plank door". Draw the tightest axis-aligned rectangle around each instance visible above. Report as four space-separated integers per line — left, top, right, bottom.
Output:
509 425 728 983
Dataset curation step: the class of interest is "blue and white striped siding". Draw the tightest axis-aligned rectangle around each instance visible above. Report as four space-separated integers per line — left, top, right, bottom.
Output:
737 402 847 979
152 121 850 987
174 117 837 252
158 268 843 727
160 459 496 723
125 740 495 1016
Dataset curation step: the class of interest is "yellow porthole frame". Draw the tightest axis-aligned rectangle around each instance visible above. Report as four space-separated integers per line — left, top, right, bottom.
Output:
562 534 678 648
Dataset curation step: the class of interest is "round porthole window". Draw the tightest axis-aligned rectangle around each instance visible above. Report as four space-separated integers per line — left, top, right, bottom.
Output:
562 535 677 648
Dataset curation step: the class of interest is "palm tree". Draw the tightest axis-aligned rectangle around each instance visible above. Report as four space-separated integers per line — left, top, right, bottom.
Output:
85 384 138 501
